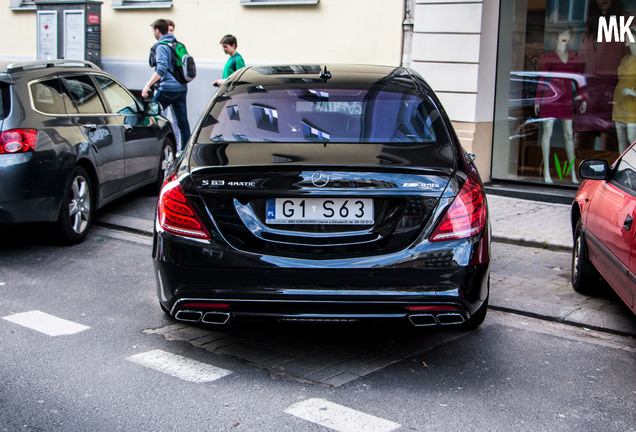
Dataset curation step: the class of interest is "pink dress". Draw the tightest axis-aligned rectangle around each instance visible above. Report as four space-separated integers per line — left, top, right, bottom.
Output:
535 50 584 120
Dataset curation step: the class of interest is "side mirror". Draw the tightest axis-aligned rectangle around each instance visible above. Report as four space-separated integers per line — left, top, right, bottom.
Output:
578 159 610 180
144 101 162 116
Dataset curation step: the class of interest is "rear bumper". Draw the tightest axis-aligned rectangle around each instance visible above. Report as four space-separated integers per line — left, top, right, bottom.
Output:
0 154 63 225
153 230 490 326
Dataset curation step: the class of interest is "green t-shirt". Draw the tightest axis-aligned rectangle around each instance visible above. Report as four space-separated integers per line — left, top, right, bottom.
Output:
223 53 246 79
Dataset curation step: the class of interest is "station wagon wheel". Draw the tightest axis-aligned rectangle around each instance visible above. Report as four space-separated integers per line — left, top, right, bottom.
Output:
152 139 175 193
52 166 92 245
571 219 602 295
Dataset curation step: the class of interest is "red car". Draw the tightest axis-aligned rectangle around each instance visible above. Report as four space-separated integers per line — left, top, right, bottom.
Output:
571 145 636 315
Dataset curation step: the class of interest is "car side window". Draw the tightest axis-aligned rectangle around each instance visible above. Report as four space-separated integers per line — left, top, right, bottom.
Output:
60 75 106 115
30 78 77 115
612 147 636 196
93 75 140 115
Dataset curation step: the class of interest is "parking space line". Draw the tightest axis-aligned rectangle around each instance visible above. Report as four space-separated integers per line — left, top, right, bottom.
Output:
127 349 232 383
285 398 401 432
2 310 90 336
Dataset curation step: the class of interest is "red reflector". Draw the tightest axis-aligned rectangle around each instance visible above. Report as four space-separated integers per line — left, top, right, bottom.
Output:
0 129 37 154
180 302 231 309
430 175 486 242
157 176 211 239
406 305 459 312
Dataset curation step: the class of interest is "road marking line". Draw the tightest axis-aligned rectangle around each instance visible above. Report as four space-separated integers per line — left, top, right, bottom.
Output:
285 398 401 432
127 349 232 383
2 310 90 336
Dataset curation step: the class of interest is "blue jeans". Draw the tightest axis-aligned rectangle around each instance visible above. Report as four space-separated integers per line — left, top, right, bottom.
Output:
153 90 191 147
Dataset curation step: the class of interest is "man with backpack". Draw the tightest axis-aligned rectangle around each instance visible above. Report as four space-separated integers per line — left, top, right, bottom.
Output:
142 19 191 147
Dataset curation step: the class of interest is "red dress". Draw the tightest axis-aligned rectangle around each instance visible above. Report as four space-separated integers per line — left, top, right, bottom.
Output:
535 50 584 120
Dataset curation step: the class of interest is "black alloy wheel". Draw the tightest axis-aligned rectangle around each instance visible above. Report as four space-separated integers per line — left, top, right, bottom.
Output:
153 139 176 193
52 166 93 245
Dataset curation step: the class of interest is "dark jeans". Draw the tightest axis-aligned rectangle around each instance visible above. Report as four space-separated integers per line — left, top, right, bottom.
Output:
153 90 191 147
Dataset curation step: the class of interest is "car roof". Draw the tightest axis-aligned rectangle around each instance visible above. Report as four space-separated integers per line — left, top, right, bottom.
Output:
228 64 420 89
1 60 103 82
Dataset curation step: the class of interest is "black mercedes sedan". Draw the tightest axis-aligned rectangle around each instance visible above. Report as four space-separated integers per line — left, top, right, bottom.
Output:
153 64 490 329
0 60 176 244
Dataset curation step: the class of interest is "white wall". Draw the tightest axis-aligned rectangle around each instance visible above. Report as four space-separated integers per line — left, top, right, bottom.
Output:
2 0 405 128
409 0 499 124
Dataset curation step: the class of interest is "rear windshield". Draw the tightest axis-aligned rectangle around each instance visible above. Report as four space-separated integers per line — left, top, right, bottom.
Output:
0 83 9 120
197 86 452 145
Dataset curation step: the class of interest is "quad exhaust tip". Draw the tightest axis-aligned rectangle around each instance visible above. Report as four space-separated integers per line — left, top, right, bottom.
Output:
408 314 437 327
174 310 231 325
174 308 465 327
202 311 231 325
408 313 466 327
174 310 203 323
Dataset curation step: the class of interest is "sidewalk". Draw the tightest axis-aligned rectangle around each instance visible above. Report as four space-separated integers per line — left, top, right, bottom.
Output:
487 194 635 337
488 194 572 251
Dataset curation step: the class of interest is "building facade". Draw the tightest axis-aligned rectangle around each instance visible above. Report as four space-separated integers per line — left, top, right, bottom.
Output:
5 0 632 187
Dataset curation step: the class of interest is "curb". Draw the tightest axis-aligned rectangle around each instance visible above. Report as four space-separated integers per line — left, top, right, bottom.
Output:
489 305 636 338
492 236 571 253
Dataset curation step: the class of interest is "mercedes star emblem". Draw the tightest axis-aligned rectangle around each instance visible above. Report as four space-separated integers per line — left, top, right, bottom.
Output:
311 170 329 187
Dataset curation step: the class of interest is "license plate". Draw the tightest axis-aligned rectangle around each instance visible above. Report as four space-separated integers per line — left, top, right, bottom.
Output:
266 198 374 225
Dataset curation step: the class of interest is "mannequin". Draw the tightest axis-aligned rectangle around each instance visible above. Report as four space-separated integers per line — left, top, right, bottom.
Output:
535 28 584 183
612 29 636 155
575 0 628 153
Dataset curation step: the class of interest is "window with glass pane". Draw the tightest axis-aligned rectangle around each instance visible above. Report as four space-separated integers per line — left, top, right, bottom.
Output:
613 146 636 194
493 0 636 186
60 75 105 115
198 88 450 145
9 0 35 9
31 79 76 115
93 75 140 115
111 0 172 8
240 0 319 5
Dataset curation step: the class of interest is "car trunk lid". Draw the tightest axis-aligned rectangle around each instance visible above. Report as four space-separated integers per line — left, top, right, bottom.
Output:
190 165 452 258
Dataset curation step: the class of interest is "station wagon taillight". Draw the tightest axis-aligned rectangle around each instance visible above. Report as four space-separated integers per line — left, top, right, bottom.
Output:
430 175 486 242
157 175 210 240
0 129 37 154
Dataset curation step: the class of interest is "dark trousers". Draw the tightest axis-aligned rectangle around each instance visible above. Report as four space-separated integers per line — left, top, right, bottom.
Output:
153 90 191 146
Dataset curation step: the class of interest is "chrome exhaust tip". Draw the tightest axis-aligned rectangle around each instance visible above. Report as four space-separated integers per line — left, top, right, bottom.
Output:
408 314 438 327
174 310 203 323
436 313 465 325
202 312 231 325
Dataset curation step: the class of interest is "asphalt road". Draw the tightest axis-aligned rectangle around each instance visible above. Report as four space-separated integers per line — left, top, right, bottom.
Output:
0 195 634 431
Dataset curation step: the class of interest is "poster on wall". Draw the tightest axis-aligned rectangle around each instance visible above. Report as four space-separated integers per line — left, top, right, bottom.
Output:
64 10 85 61
37 10 58 60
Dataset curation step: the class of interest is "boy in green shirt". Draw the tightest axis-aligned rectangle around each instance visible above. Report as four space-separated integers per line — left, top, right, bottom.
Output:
213 34 245 87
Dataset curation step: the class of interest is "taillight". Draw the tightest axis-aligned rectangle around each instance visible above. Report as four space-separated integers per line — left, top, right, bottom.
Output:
157 175 210 239
0 129 37 154
430 176 486 242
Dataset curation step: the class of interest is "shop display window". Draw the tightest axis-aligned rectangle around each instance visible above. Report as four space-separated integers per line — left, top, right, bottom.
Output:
494 0 636 186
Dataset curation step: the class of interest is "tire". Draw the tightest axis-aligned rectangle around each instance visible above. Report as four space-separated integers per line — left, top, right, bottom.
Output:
459 295 488 330
52 166 93 245
152 140 175 194
571 219 603 295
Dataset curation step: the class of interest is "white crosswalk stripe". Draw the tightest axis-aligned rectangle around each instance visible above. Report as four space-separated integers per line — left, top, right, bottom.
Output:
2 310 90 336
127 349 232 383
285 398 401 432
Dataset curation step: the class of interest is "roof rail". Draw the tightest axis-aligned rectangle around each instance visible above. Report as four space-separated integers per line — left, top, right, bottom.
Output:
5 59 101 74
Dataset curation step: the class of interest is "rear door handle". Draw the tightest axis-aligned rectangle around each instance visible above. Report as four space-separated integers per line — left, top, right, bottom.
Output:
83 123 97 131
123 124 133 131
624 215 633 231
